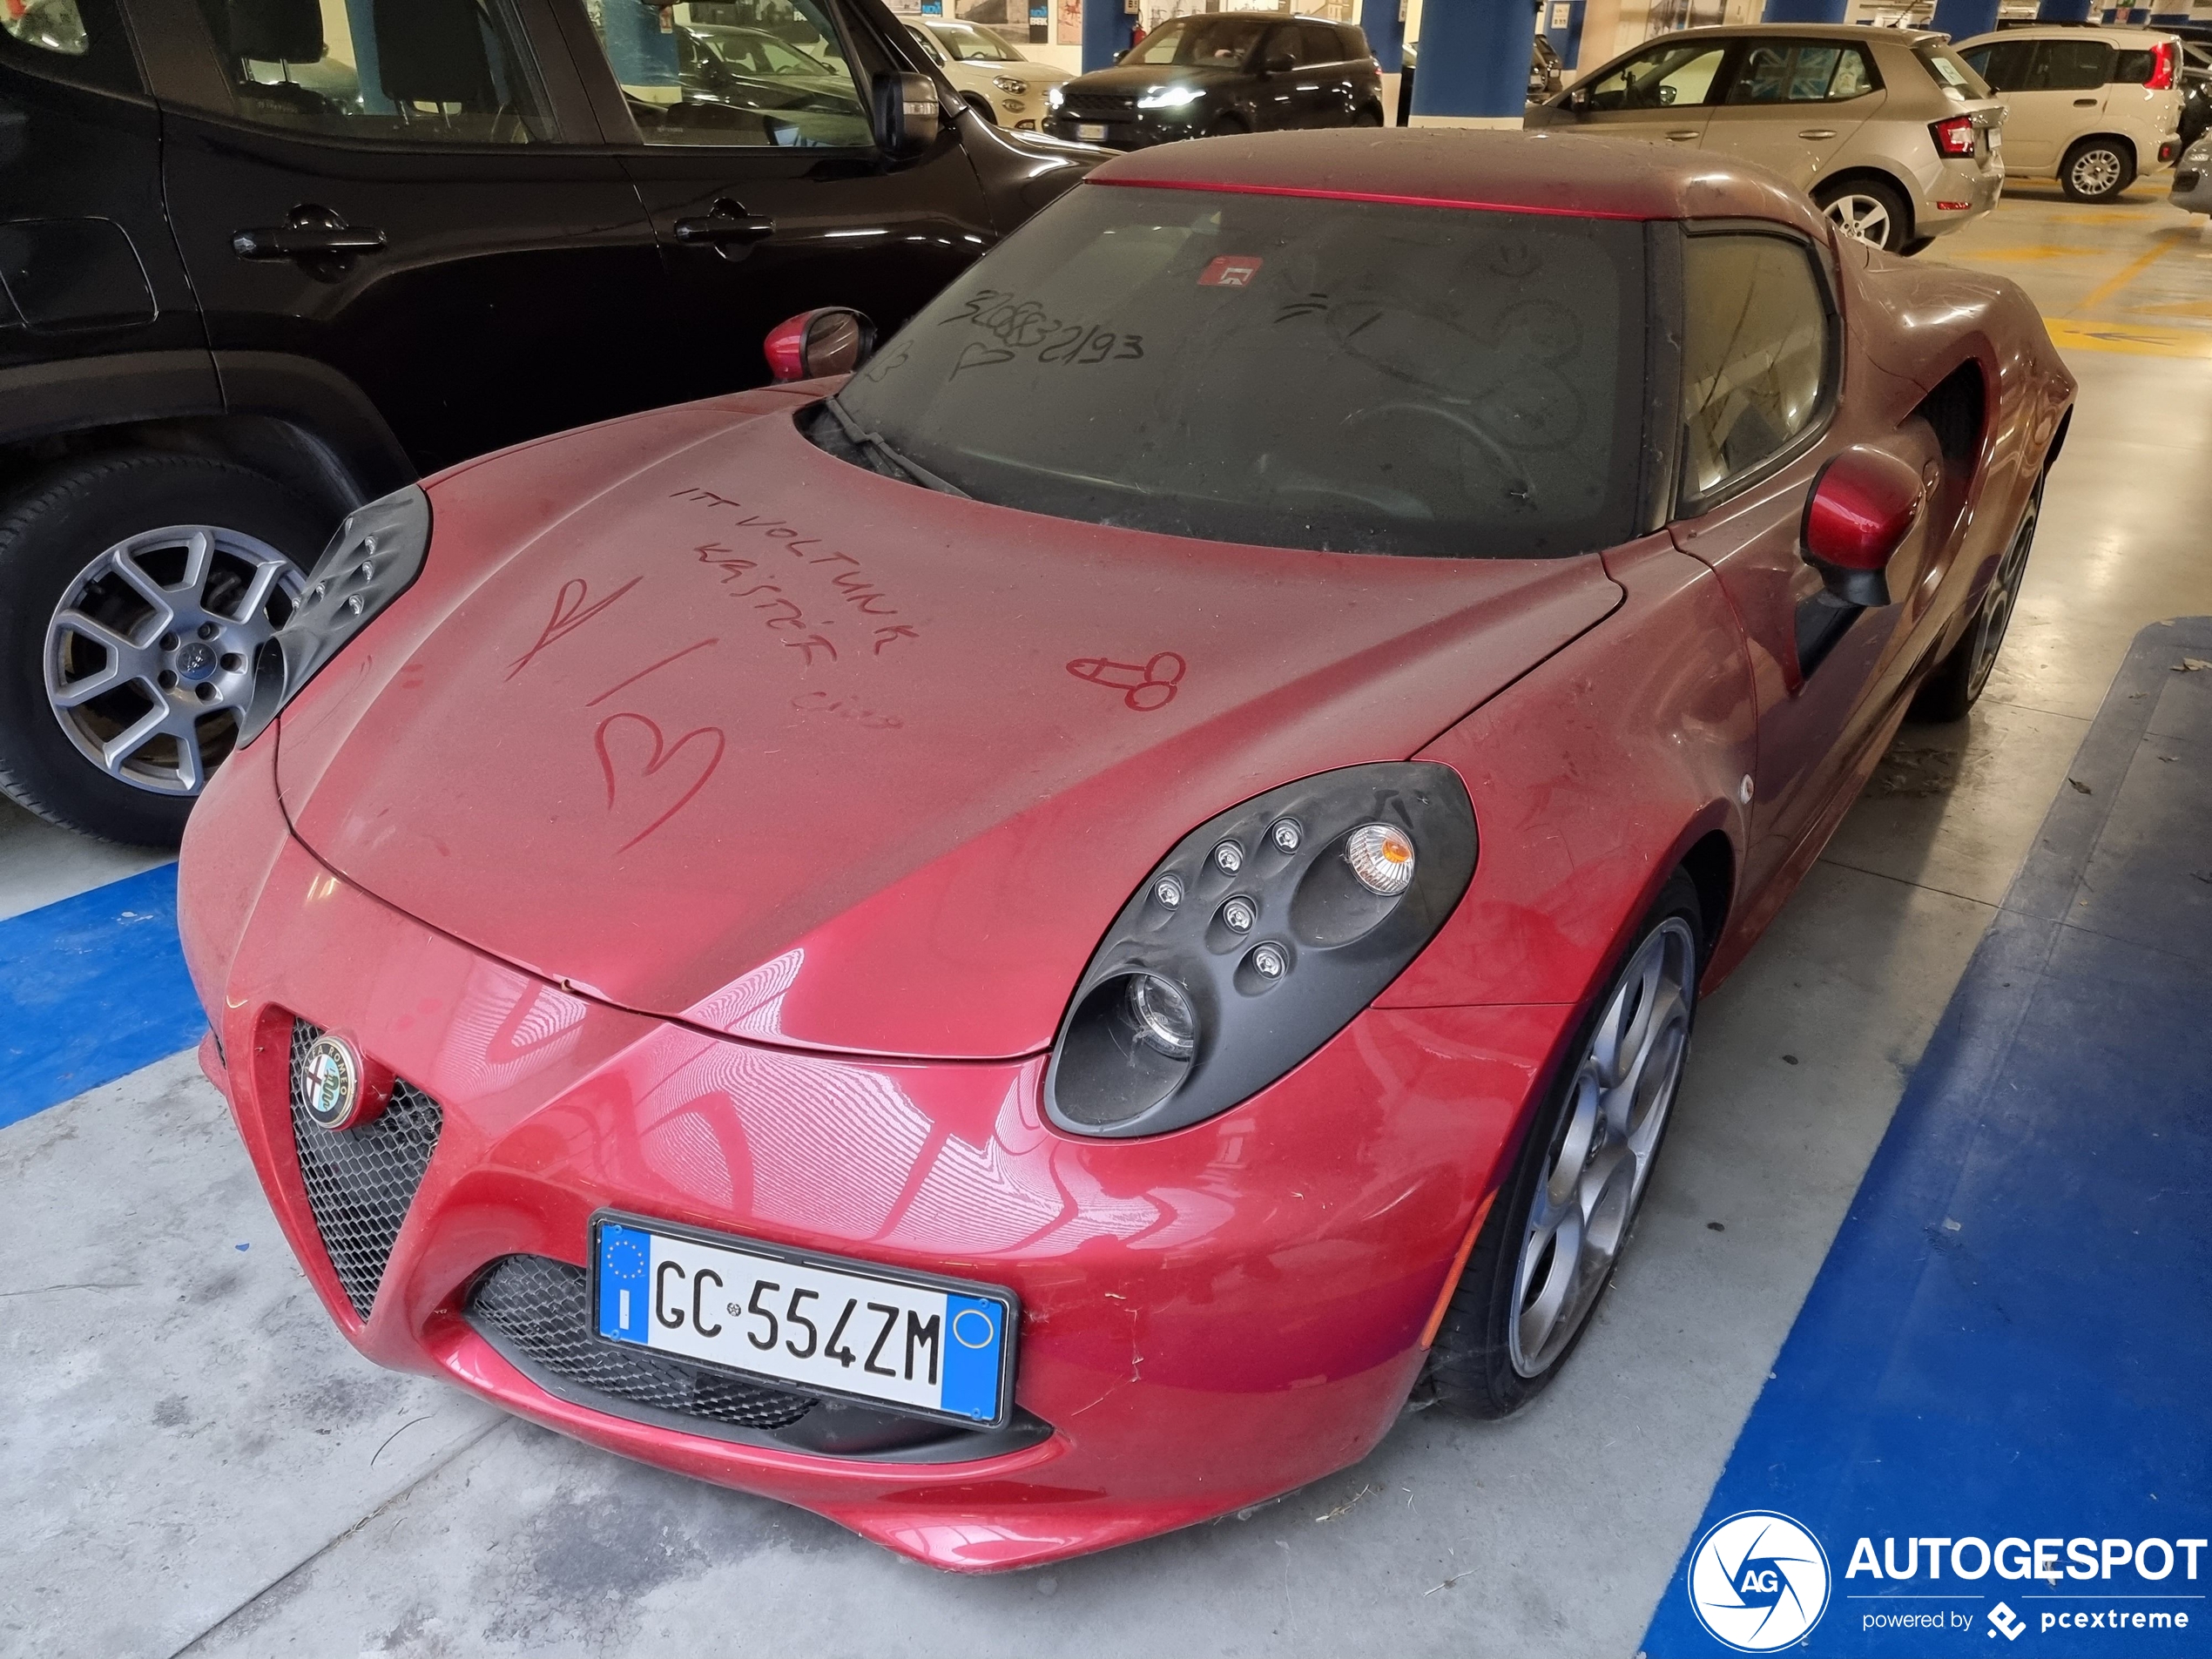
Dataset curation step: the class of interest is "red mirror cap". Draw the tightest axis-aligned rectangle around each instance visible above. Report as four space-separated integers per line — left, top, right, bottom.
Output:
764 310 821 382
1805 445 1925 571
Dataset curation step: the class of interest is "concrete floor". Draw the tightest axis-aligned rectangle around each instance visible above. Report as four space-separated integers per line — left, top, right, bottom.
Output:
5 183 2212 1659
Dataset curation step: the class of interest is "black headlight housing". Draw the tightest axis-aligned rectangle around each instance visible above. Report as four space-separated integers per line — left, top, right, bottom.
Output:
1044 762 1477 1139
237 485 430 748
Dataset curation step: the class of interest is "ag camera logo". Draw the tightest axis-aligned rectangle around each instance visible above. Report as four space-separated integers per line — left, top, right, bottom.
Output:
1689 1510 1832 1652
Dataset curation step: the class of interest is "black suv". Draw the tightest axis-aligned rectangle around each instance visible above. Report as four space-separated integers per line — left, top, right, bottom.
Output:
0 0 1094 844
1042 13 1381 149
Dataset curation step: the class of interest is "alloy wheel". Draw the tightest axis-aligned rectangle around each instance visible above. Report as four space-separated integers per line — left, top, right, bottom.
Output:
1824 193 1892 249
2068 147 2124 199
1967 493 2038 702
1507 917 1697 1378
43 524 305 796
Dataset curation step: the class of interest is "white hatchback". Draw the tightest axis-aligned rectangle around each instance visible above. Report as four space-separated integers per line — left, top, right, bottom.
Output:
906 18 1073 131
1953 26 2184 200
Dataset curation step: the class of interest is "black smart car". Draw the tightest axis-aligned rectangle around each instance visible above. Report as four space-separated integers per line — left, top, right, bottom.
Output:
0 0 1096 843
1042 13 1381 149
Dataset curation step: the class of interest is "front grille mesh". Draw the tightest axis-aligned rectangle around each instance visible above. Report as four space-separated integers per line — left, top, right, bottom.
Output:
287 1019 442 1319
1061 91 1136 116
467 1254 816 1430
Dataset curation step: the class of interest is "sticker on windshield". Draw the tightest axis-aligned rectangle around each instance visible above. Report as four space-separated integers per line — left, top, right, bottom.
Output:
1199 255 1264 288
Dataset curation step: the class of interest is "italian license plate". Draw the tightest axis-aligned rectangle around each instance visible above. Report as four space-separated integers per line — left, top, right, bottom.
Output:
1077 122 1109 141
589 1211 1016 1427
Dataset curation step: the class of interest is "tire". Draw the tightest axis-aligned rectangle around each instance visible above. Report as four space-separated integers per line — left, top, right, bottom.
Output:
1899 234 1935 258
1912 476 2043 723
2061 138 2134 203
0 452 324 845
1426 871 1703 1418
1814 177 1911 253
1352 104 1384 127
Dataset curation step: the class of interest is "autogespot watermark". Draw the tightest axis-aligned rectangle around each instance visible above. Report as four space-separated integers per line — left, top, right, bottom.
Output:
1685 1514 2209 1650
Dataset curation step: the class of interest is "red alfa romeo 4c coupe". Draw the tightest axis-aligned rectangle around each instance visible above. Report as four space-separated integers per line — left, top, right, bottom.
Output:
178 130 2073 1570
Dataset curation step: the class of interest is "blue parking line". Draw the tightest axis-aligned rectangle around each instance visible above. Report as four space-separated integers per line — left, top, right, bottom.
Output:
0 863 206 1130
1643 619 2212 1659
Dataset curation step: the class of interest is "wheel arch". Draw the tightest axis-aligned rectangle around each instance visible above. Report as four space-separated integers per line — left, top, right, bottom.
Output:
2066 130 2140 171
1812 165 1919 244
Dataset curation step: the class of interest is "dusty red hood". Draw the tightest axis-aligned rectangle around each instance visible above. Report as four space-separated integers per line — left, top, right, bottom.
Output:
278 395 1620 1058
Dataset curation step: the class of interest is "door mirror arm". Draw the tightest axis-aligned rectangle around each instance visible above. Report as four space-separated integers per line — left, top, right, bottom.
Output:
1801 444 1927 609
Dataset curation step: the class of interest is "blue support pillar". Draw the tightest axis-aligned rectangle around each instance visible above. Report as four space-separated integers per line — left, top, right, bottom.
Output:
1360 0 1404 74
342 0 394 111
2035 0 2092 18
1082 0 1132 74
1541 0 1582 72
598 0 680 86
1762 0 1846 22
1930 0 1999 37
1408 0 1535 120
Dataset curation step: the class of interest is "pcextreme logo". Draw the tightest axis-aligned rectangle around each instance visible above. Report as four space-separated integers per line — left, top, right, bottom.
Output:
1688 1510 1833 1653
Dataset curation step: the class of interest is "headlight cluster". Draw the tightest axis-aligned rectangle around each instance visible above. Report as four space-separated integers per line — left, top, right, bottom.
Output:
1044 763 1477 1139
1137 83 1204 109
992 74 1027 92
237 485 431 748
1045 82 1064 110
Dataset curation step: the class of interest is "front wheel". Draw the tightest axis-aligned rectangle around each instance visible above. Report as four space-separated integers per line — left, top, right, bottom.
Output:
1352 103 1384 127
2061 138 2134 203
1426 873 1703 1417
1815 177 1911 253
0 452 320 845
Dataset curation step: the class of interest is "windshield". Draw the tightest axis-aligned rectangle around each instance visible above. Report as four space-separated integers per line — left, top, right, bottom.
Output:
931 21 1022 60
823 184 1648 560
1125 16 1268 66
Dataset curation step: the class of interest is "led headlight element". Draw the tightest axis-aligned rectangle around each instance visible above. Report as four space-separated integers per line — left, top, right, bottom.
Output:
1137 83 1204 108
237 485 431 747
1045 83 1064 109
1046 763 1477 1137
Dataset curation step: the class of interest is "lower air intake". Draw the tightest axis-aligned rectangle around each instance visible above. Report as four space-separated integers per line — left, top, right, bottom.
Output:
287 1018 442 1319
466 1254 816 1432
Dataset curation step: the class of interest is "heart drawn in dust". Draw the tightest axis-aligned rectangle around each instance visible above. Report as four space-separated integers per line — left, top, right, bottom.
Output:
593 711 725 853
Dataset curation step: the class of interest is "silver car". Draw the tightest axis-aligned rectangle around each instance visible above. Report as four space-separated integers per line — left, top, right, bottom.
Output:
2173 132 2212 214
1527 24 2006 253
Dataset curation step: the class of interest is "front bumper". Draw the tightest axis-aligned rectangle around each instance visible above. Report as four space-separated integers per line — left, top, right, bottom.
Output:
1042 111 1201 150
180 731 1567 1569
2171 155 2212 212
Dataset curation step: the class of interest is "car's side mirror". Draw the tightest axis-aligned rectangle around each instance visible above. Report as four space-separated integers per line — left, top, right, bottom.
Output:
873 71 941 155
764 307 877 381
1567 84 1591 112
1260 51 1294 73
1802 444 1927 609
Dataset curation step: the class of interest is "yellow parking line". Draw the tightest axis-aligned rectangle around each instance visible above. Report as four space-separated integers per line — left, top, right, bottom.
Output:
2070 240 2180 315
2041 317 2212 359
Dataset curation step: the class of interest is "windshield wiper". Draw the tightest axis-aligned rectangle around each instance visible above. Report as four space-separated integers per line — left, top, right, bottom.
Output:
822 395 970 497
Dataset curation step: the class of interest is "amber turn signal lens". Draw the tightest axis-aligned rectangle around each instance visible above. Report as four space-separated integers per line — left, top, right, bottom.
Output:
1345 823 1415 896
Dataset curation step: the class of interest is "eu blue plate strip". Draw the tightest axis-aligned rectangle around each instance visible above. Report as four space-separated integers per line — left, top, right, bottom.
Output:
0 863 206 1130
1642 619 2212 1659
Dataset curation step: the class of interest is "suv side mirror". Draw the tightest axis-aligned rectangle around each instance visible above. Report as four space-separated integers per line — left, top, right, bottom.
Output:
1568 84 1591 111
764 307 877 381
1802 444 1927 609
873 71 941 156
1260 51 1294 73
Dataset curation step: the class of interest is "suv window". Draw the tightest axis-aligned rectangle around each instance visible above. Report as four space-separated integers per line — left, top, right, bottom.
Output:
1680 233 1831 500
1298 23 1342 64
3 0 87 55
2028 38 2116 90
582 0 871 145
1587 41 1728 111
192 0 553 140
2109 45 2163 83
1725 40 1877 103
1127 15 1266 66
827 185 1649 560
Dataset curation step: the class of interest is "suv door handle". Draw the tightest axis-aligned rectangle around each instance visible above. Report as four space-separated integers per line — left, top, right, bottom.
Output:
231 206 387 261
1797 127 1838 139
1667 128 1701 140
672 203 778 246
2074 97 2098 106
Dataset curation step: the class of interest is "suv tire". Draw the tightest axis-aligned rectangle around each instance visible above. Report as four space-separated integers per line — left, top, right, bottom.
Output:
1814 176 1911 253
1426 872 1703 1418
2060 138 2134 203
0 451 324 846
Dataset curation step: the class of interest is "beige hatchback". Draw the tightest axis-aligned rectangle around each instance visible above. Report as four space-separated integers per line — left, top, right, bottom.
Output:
1527 25 2006 254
